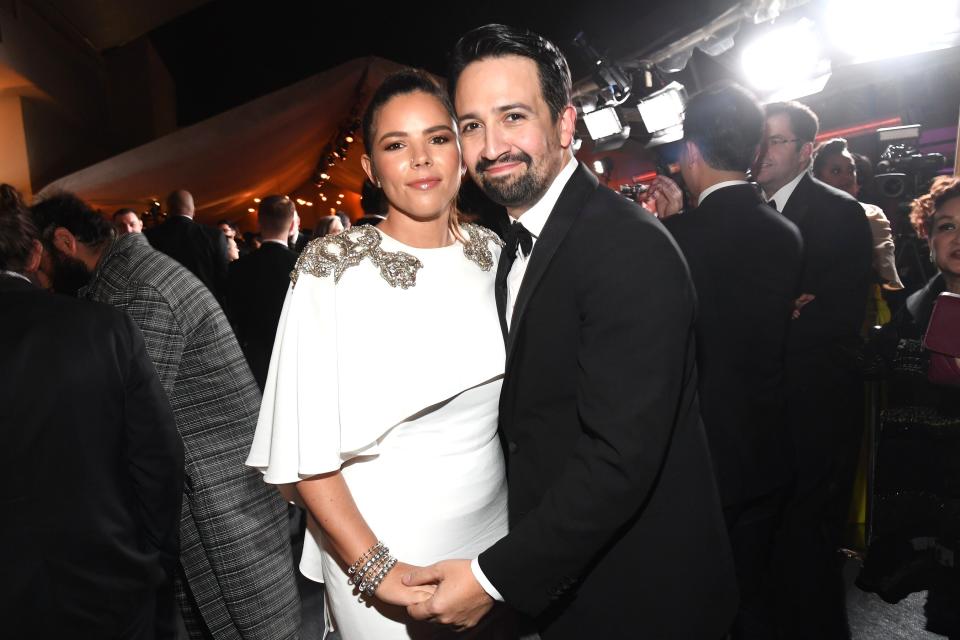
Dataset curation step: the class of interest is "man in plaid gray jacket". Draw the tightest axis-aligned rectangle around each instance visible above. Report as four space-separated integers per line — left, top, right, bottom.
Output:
32 193 301 640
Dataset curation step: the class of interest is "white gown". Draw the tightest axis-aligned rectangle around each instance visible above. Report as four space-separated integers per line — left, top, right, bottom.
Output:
246 224 508 639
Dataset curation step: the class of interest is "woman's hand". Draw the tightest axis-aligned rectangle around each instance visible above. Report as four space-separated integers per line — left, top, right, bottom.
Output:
370 561 438 606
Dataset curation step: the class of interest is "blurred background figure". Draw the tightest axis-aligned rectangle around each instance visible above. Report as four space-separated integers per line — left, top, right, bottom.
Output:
227 195 298 391
1 183 184 639
813 138 904 328
146 189 230 306
314 214 343 238
113 207 144 235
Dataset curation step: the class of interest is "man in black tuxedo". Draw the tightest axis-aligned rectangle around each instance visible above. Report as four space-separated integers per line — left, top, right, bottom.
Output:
756 102 873 639
227 195 299 390
405 24 737 639
145 189 229 304
662 84 803 639
0 185 183 638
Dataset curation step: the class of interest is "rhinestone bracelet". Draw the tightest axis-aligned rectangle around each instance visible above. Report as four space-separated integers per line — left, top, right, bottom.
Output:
360 556 399 600
347 541 385 584
350 546 390 586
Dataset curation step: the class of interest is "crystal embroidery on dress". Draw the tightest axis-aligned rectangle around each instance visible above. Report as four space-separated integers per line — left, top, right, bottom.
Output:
460 223 504 272
290 223 503 288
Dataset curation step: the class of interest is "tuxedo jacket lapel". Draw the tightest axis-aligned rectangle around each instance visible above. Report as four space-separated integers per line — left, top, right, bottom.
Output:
494 248 511 342
505 163 599 364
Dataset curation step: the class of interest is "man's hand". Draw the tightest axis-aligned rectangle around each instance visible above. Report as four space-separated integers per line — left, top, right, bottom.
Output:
403 559 494 629
641 175 684 219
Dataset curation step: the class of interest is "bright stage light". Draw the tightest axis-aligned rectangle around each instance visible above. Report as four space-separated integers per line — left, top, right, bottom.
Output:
826 0 960 63
583 107 624 140
741 18 831 99
637 81 685 134
593 160 605 174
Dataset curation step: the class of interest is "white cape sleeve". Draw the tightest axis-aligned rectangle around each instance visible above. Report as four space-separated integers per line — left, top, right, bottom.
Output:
245 272 344 484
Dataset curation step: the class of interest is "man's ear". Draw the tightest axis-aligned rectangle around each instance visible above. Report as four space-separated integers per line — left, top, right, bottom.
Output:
52 227 78 257
684 140 701 167
799 140 814 166
558 105 578 150
25 239 43 274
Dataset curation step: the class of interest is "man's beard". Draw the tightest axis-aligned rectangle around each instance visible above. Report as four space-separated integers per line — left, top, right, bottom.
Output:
474 151 551 208
49 248 93 297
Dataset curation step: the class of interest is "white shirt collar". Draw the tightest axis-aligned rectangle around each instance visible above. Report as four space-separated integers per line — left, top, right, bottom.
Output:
1 270 32 284
262 238 289 246
765 167 808 212
511 155 579 238
697 180 749 206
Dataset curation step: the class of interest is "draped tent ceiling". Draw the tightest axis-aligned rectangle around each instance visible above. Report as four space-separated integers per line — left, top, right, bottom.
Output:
38 57 409 227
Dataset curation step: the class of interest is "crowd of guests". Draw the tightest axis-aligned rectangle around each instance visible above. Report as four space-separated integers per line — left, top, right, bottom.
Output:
1 22 958 640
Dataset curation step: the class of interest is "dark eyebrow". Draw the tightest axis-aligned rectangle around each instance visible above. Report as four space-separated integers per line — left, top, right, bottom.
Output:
378 124 455 143
457 103 535 122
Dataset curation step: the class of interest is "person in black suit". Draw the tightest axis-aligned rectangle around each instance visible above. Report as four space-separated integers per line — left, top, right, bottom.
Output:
404 24 737 639
756 102 874 639
0 185 183 639
226 195 299 390
145 189 229 305
661 84 803 639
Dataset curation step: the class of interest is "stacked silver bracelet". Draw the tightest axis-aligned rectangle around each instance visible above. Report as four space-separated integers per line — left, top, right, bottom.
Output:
347 541 397 601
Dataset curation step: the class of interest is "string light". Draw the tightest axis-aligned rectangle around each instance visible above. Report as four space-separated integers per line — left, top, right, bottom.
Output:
253 197 261 203
248 208 255 213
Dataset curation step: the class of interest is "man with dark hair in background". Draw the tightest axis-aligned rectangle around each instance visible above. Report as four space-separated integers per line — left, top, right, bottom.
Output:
227 195 299 390
662 84 803 639
404 23 737 639
145 190 229 305
1 184 183 639
114 207 144 235
31 192 301 640
756 101 873 639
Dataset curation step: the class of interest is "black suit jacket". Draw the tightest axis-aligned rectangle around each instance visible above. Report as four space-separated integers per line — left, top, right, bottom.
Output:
226 241 298 390
145 216 229 305
0 275 183 637
664 184 803 507
781 173 873 358
479 164 738 639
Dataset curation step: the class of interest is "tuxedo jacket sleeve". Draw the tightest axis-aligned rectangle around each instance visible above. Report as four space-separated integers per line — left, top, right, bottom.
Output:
479 172 705 616
784 175 873 350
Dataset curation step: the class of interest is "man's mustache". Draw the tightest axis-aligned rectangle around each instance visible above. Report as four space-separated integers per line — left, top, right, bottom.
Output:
475 151 532 175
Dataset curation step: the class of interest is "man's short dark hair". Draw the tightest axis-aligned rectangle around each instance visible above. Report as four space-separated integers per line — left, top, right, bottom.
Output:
257 195 295 236
113 208 138 221
683 83 764 173
448 24 572 122
0 184 38 272
32 192 114 248
764 101 820 143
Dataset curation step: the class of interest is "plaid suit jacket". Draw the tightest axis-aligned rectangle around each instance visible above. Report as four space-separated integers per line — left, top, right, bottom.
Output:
82 233 300 640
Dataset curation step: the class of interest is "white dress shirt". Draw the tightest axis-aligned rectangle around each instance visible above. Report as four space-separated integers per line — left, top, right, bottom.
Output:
697 179 749 206
764 167 808 212
470 154 580 602
505 155 580 330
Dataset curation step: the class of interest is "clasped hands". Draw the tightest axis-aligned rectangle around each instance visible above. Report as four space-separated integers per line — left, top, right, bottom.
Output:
377 558 494 629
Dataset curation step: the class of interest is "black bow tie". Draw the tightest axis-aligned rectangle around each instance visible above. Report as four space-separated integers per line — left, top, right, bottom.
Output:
767 199 778 211
505 221 534 258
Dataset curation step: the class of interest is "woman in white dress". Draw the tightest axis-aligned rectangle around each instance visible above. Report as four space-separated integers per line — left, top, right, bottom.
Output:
246 70 509 639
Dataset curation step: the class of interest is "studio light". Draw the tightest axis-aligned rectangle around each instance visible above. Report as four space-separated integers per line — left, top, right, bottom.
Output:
741 18 831 100
826 0 960 63
636 81 686 145
584 107 625 140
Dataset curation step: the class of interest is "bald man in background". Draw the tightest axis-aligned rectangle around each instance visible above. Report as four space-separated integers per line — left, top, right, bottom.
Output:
145 190 229 306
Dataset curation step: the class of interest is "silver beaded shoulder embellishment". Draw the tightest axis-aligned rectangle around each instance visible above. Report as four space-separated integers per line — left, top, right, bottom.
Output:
460 223 504 272
290 226 423 289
